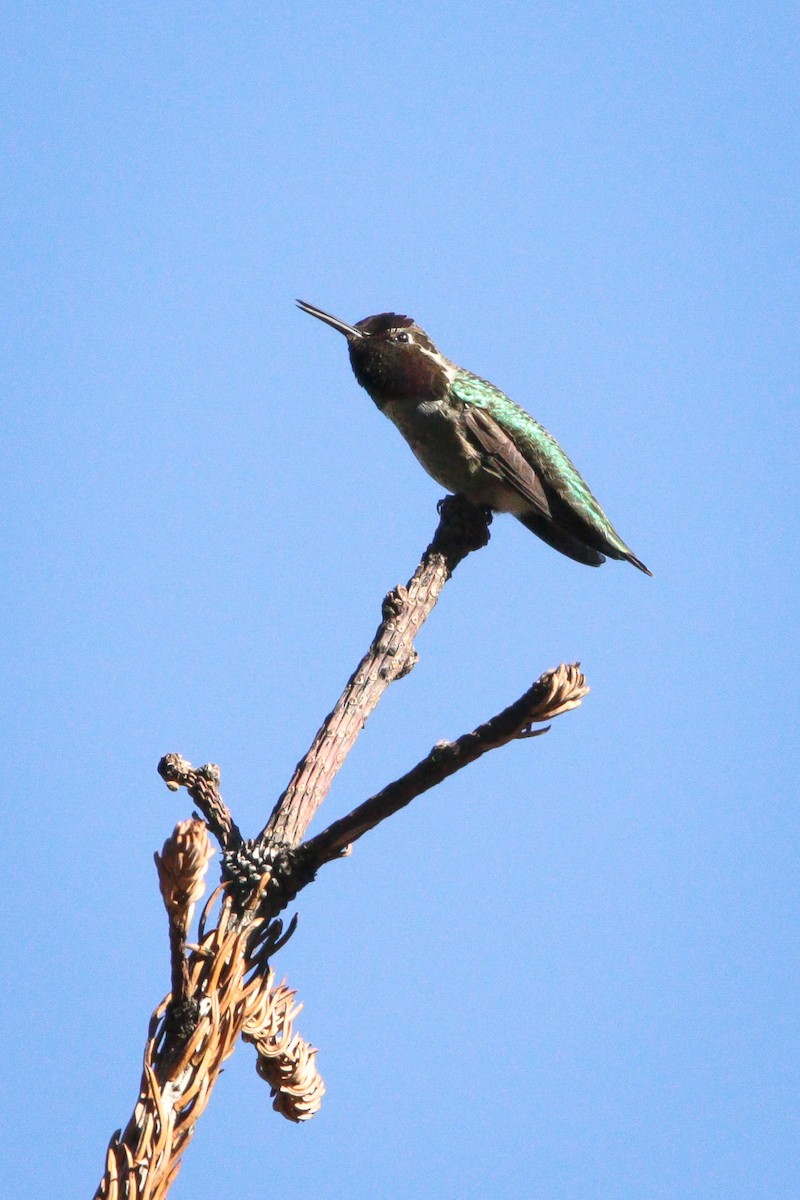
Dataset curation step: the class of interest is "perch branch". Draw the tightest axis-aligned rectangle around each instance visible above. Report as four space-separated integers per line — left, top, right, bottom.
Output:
300 663 589 868
261 495 492 847
95 498 594 1199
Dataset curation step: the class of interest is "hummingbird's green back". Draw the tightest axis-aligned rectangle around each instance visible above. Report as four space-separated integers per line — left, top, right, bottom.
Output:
451 370 646 568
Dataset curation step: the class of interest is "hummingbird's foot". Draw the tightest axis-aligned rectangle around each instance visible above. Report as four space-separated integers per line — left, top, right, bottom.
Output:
432 494 492 559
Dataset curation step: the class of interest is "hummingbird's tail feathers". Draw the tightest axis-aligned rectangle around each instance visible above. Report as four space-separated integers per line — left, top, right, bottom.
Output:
541 489 653 576
517 511 606 567
624 551 653 576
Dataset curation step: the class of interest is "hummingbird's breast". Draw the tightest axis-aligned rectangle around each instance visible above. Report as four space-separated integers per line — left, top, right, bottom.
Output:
352 339 523 507
380 394 490 498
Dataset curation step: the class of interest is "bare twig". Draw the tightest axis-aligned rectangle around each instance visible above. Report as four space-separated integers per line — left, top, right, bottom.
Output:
157 756 242 850
261 495 492 847
300 663 589 868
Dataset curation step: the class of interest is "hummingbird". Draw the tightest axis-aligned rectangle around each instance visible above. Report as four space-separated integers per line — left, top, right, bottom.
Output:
296 301 651 575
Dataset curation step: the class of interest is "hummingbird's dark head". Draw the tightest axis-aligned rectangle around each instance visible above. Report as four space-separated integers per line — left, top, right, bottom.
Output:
296 300 451 404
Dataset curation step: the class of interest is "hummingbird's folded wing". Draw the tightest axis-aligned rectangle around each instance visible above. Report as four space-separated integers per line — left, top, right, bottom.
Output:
462 405 612 565
462 405 553 519
459 384 616 532
460 393 651 572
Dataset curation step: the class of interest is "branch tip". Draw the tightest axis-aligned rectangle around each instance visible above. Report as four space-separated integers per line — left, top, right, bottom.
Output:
300 659 590 868
157 753 242 852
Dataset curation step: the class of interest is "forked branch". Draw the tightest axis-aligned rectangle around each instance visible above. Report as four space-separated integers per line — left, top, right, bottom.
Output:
95 496 589 1200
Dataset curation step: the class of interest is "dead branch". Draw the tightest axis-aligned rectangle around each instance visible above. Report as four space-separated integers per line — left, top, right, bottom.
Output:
157 758 241 851
94 496 589 1198
95 876 305 1200
261 494 493 847
300 663 589 869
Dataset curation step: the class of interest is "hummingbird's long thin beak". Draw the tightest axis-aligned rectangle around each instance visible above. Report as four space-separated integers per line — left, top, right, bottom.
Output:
295 299 364 339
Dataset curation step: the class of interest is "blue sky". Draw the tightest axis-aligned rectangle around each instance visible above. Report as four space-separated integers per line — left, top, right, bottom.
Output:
1 4 797 1198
